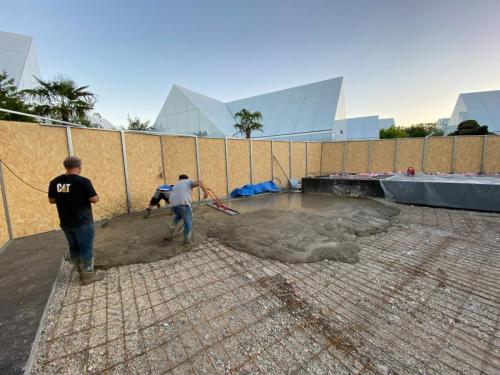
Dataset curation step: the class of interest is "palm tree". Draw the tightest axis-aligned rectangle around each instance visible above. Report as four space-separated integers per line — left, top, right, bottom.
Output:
233 109 263 138
23 75 96 126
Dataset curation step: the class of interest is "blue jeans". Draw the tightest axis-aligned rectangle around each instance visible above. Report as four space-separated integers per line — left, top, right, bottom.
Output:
171 205 192 236
63 224 95 261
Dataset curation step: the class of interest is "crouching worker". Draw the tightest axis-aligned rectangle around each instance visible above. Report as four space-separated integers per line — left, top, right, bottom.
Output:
143 184 173 218
48 156 104 285
166 174 208 245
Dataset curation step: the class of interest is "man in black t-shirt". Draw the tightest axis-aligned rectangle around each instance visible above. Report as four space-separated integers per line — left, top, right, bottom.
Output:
48 156 104 285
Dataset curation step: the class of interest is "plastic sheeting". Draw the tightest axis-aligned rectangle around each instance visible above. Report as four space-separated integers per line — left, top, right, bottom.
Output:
230 181 280 197
380 174 500 212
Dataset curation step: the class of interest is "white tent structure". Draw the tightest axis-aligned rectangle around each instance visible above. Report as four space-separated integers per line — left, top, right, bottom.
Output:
153 77 392 140
446 90 500 134
154 77 346 138
0 31 41 91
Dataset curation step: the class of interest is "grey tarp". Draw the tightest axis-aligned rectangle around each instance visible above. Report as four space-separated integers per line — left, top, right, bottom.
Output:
380 174 500 212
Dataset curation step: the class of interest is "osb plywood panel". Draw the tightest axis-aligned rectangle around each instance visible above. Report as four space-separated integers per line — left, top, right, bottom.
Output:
371 140 396 173
228 139 250 192
125 133 163 212
454 136 483 173
72 128 127 220
484 135 500 173
424 137 453 173
199 138 227 198
345 141 369 173
291 142 306 179
0 121 68 237
252 140 272 183
272 141 290 188
0 187 9 246
162 136 199 201
306 143 321 176
396 138 424 172
321 142 343 174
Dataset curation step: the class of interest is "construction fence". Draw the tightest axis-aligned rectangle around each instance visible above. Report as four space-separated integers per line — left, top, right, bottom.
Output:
0 120 499 247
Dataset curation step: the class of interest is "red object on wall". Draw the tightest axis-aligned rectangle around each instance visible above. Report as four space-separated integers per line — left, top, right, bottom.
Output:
407 167 416 176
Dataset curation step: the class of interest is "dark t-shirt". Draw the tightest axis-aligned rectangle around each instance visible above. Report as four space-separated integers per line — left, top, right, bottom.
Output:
48 174 97 229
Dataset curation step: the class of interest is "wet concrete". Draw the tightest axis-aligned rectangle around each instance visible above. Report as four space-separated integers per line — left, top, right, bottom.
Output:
208 193 399 263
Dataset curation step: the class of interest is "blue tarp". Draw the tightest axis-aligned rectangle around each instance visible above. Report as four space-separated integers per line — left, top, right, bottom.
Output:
230 181 280 197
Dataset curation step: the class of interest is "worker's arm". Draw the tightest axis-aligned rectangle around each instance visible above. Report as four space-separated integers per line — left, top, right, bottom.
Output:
89 195 99 204
192 180 209 199
48 198 56 204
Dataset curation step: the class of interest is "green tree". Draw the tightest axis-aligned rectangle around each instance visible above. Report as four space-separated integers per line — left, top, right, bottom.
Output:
127 115 151 131
406 122 443 137
233 109 263 138
379 125 408 139
0 71 33 122
448 120 490 136
23 75 96 126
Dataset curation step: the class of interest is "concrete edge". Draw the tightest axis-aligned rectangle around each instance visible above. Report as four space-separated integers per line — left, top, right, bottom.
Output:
23 257 66 375
0 239 13 256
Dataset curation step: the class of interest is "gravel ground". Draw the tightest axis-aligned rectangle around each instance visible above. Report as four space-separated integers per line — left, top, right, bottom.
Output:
29 204 500 374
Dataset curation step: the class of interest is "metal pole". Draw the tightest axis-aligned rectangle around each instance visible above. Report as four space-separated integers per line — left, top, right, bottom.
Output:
271 140 274 181
480 135 488 173
368 140 372 173
65 126 74 156
159 136 167 184
0 162 13 241
305 142 308 177
224 137 230 198
342 141 347 174
394 138 399 173
451 136 457 173
120 131 132 213
421 137 428 172
249 139 253 184
195 137 201 201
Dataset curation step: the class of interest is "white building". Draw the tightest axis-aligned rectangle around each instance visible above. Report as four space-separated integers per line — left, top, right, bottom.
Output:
445 90 500 134
154 77 390 140
0 31 41 91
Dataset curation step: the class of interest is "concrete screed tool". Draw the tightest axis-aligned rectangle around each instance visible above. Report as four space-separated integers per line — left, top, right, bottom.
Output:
206 188 239 215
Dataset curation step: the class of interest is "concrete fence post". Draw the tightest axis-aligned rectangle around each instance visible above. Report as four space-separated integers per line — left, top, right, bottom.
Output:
271 140 274 181
305 142 308 177
319 142 323 175
368 140 373 173
451 136 457 173
249 139 253 184
394 138 400 173
120 131 132 213
342 141 347 174
480 135 488 173
195 137 201 201
0 161 13 241
224 137 230 198
65 126 74 156
421 137 428 172
159 136 166 184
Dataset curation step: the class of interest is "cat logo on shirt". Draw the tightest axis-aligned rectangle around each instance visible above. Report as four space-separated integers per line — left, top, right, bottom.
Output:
57 183 71 193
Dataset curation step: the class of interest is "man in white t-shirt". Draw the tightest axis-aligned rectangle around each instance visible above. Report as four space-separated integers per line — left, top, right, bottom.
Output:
166 174 208 244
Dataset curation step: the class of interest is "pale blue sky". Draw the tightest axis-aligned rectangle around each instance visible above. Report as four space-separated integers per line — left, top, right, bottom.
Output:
2 0 500 127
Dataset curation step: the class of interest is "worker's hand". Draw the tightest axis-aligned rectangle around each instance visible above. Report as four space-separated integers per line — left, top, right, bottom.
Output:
203 191 209 199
